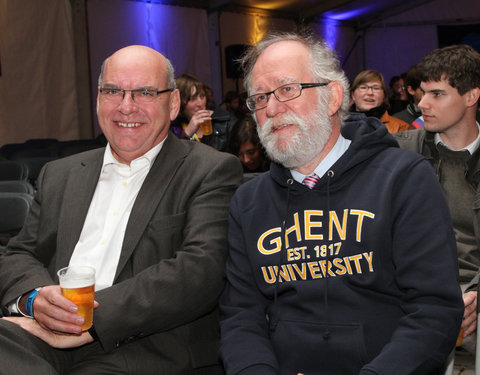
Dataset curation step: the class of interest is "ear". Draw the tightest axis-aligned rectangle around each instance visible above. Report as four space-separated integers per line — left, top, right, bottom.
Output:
327 81 344 116
465 87 480 108
96 87 101 116
407 86 416 96
169 89 181 121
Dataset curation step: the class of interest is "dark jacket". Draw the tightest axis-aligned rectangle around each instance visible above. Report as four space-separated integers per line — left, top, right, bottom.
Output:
393 103 422 125
171 108 235 151
220 114 463 375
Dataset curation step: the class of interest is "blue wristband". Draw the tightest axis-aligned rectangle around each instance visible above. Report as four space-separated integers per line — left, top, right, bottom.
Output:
25 287 42 317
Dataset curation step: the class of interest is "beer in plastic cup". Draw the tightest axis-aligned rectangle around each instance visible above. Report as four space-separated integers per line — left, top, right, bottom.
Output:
57 266 95 331
456 327 464 347
200 119 213 135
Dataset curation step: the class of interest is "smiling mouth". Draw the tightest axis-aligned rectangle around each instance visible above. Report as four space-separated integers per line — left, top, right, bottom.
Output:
117 122 142 128
272 123 293 131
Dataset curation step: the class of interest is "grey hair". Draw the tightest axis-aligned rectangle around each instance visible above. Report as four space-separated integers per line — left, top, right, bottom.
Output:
97 53 176 90
240 31 350 123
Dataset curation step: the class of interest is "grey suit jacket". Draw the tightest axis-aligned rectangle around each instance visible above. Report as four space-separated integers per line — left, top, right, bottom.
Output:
0 134 243 373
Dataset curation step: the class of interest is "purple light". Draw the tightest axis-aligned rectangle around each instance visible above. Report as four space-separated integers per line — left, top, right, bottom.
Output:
323 5 376 21
321 19 339 50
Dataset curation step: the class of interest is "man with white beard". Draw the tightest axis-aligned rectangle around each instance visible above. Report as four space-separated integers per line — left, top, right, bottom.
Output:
219 31 464 375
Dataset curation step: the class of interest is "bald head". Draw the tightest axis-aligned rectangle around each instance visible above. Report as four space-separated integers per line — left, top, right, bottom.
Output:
98 45 175 90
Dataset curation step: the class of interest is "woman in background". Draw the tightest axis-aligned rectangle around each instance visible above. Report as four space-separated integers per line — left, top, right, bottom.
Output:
350 70 412 133
226 117 270 173
171 74 234 151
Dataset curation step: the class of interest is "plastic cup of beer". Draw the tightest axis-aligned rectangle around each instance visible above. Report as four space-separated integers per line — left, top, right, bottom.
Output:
456 327 464 347
199 119 213 135
57 266 95 331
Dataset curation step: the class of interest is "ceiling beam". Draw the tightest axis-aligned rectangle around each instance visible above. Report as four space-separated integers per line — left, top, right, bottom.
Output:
207 0 231 12
356 0 435 30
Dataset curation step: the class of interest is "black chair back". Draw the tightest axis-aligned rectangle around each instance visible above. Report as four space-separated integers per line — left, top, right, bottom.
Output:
0 160 29 181
0 192 33 246
0 180 34 195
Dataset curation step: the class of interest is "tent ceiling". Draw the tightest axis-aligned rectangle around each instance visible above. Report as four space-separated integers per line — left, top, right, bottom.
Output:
154 0 435 25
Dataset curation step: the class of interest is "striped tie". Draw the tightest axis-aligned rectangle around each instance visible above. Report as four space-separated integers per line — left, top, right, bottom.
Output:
303 173 320 189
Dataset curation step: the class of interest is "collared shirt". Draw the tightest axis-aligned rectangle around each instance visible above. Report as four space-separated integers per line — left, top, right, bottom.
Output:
290 134 351 184
68 139 165 291
435 122 480 154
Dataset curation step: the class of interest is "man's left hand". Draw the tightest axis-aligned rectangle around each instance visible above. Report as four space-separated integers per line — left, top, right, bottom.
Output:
2 316 94 348
462 291 477 337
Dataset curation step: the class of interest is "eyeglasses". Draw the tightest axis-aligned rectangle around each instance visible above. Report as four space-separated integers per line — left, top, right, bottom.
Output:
99 87 173 104
357 85 383 93
246 82 328 111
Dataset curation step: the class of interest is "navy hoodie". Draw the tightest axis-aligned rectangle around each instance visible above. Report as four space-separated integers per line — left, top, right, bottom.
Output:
220 113 463 375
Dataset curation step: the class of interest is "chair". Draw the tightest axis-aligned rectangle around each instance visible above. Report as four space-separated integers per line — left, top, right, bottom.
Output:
0 192 33 247
0 160 29 181
58 139 103 158
0 180 34 195
14 156 55 186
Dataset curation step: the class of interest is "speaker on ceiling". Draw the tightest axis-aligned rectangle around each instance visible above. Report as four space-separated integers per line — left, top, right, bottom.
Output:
225 44 249 79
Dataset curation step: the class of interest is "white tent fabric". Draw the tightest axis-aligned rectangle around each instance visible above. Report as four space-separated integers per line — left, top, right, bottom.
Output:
0 0 81 145
0 0 478 145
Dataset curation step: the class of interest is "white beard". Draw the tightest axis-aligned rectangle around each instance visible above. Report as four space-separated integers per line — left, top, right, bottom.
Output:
257 97 332 169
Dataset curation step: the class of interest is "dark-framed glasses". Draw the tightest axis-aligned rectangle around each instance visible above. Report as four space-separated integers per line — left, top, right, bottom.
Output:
246 82 328 111
99 87 173 105
357 85 382 93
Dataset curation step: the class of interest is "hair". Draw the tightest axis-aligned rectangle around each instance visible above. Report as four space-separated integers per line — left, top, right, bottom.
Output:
405 65 421 91
226 116 269 170
418 44 480 95
97 54 176 91
175 74 206 115
351 69 389 108
239 31 350 123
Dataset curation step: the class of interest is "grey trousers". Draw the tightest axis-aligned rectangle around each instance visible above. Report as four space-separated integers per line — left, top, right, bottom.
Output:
0 319 225 375
0 319 127 375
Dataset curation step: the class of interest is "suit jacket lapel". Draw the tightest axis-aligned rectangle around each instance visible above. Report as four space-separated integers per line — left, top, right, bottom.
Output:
56 150 104 269
114 135 189 281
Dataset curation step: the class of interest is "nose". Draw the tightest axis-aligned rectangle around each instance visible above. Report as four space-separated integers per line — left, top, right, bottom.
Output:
417 94 428 111
265 93 286 118
118 91 138 114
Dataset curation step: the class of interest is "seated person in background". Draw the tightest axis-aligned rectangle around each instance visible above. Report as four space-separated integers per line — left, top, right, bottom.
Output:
221 90 241 118
204 85 216 110
389 74 409 114
171 74 235 151
0 45 243 374
226 116 270 173
392 65 423 126
350 69 412 133
220 30 463 375
395 44 480 349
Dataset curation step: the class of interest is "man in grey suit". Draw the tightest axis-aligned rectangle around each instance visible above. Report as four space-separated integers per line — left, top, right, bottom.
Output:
0 45 242 374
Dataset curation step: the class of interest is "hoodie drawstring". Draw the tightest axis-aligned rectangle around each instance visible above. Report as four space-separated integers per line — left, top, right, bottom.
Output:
323 169 334 340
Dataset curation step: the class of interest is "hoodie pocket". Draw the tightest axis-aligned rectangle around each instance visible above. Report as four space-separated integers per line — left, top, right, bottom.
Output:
269 319 368 375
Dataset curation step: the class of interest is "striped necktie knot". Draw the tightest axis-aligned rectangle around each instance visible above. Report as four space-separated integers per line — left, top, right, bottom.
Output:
303 173 320 189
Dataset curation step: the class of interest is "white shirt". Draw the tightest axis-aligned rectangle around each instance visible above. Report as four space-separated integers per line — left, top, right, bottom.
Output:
68 140 164 291
435 122 480 154
290 133 351 184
